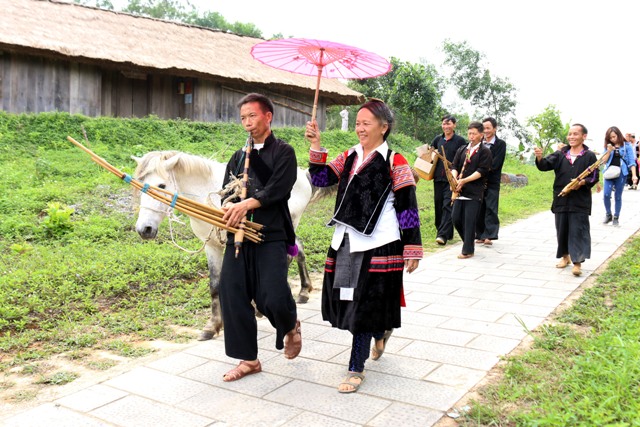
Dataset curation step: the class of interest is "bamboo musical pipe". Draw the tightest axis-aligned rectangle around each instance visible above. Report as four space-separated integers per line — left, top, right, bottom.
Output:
558 145 614 197
234 135 253 258
436 146 459 204
67 135 264 242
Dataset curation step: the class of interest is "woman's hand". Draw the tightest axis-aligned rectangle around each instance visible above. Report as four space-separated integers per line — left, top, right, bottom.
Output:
404 259 419 274
305 120 321 150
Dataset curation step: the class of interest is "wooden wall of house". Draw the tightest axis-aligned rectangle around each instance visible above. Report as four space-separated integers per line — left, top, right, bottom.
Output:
0 53 102 116
101 70 150 118
0 51 327 128
196 83 326 129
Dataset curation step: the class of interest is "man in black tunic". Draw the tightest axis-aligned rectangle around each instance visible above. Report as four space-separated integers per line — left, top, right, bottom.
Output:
430 115 467 245
475 117 507 245
219 93 301 381
451 121 492 258
534 123 598 277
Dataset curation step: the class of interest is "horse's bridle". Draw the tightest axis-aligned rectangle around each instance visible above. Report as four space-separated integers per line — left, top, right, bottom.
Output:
139 170 226 251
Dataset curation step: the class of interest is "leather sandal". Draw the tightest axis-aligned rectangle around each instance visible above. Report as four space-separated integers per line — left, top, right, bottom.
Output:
556 257 570 268
457 253 474 259
222 360 261 382
338 371 365 394
483 239 493 246
284 319 301 359
371 330 393 361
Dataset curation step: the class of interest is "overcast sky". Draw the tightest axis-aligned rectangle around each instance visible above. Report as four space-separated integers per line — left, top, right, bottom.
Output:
110 0 638 145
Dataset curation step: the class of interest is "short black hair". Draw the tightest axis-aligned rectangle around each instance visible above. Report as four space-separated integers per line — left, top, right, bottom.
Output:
482 117 497 128
441 114 457 124
572 123 588 135
237 93 274 116
468 121 484 133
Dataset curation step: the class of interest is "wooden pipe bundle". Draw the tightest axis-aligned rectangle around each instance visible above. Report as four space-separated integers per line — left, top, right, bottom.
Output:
66 136 264 244
558 145 613 197
435 146 459 204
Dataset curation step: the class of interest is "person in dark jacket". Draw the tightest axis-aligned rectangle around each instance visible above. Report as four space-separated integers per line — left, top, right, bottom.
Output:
451 121 492 259
430 115 467 245
305 99 422 393
475 117 507 245
534 123 598 277
219 93 301 382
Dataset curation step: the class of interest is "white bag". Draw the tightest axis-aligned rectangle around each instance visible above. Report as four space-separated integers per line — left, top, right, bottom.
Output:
603 165 621 180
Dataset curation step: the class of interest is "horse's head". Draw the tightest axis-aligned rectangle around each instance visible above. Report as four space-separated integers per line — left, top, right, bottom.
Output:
132 150 226 241
132 151 181 239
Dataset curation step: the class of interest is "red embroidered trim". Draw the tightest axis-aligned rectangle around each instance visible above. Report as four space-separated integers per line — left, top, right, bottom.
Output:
403 245 423 259
309 149 328 164
392 163 416 191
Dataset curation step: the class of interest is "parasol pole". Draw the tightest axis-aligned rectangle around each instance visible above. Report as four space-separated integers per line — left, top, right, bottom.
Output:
310 48 325 123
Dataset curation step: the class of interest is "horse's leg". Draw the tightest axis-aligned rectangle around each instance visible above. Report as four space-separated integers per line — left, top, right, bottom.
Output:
198 245 224 341
294 236 313 303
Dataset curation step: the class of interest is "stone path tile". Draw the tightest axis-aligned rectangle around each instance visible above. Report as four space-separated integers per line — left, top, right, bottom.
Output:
90 394 214 427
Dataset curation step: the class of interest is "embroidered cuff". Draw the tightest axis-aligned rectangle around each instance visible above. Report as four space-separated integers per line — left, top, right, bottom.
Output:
309 148 328 164
403 245 423 259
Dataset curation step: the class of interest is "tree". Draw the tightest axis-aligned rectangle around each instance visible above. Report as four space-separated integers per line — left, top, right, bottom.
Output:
348 57 402 103
122 0 186 20
75 0 115 8
388 61 444 140
347 58 446 142
189 11 263 38
442 40 522 142
75 0 263 37
526 105 568 154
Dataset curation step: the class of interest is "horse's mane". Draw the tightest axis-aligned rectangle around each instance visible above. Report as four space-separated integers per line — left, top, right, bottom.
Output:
135 151 220 181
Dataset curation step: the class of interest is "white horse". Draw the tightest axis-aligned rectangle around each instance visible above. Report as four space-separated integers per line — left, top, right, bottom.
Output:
133 151 315 340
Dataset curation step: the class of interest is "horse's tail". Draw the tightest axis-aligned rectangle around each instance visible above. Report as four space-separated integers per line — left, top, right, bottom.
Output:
306 170 338 204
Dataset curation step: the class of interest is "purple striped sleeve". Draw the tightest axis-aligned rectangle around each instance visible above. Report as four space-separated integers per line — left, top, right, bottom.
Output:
311 168 330 187
397 208 420 229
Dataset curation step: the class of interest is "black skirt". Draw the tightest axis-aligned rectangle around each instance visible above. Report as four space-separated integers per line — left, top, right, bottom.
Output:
321 238 404 334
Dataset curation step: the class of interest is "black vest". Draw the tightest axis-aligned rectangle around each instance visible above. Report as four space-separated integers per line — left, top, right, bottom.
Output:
330 150 392 235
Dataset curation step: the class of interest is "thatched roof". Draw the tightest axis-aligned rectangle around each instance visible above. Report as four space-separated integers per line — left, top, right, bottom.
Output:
0 0 364 105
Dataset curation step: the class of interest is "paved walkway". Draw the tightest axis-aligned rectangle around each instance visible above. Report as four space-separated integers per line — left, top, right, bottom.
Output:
3 189 640 427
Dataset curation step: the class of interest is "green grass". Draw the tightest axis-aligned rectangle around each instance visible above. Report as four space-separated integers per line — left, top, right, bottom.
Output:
461 235 640 426
0 111 553 385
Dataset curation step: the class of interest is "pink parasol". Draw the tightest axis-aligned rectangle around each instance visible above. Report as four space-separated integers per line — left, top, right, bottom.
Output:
251 38 391 122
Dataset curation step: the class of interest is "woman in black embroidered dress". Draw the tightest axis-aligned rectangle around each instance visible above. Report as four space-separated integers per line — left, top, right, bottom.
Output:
305 99 422 393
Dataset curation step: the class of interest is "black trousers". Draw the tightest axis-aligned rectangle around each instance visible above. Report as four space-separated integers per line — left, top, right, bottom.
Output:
554 212 591 263
476 182 501 240
434 181 454 240
219 240 297 361
452 198 481 255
